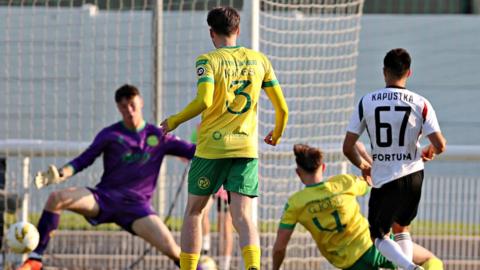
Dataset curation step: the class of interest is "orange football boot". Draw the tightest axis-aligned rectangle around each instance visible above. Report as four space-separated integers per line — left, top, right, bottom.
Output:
17 259 42 270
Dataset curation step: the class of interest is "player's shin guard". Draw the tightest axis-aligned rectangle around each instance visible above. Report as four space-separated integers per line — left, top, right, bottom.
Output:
375 237 417 270
241 245 261 270
180 252 200 270
394 232 413 261
34 210 60 255
422 257 444 270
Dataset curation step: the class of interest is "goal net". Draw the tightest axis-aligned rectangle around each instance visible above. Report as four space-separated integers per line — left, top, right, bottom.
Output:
0 0 364 269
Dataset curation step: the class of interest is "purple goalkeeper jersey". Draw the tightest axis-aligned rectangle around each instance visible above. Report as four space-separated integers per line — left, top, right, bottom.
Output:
68 121 195 202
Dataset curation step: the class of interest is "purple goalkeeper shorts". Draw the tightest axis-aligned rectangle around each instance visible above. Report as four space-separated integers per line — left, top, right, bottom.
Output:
85 187 157 234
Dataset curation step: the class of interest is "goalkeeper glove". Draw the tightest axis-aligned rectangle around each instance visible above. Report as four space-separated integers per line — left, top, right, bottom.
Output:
34 165 65 189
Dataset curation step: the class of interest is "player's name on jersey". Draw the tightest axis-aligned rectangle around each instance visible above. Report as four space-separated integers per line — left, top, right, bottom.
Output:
224 67 256 77
220 59 257 66
372 152 412 161
371 92 413 103
306 197 343 214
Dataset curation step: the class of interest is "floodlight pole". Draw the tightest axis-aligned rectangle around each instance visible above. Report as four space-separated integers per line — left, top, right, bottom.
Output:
152 0 166 217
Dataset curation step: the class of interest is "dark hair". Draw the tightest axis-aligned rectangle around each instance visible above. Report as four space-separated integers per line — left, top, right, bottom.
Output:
293 144 324 173
115 84 140 103
207 6 240 36
383 48 411 78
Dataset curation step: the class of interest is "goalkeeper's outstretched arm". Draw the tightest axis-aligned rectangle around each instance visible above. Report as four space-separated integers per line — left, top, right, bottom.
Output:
35 129 107 189
34 164 74 189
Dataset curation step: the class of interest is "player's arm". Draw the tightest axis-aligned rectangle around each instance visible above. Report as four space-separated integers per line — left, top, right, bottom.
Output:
349 174 371 196
355 141 372 165
162 56 214 132
422 132 446 161
273 201 298 270
162 85 214 132
164 133 196 160
420 100 447 161
272 227 294 270
35 131 106 189
343 97 371 180
262 56 289 146
34 164 73 189
343 132 371 181
353 141 373 185
263 84 289 146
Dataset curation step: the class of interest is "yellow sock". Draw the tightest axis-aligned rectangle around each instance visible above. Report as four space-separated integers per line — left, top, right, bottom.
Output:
422 257 444 270
241 244 261 270
180 252 200 270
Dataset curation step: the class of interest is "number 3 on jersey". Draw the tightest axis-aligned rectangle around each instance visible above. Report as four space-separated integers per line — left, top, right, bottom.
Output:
226 80 251 114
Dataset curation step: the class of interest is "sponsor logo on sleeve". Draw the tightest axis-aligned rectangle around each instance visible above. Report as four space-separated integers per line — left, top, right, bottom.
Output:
197 66 205 77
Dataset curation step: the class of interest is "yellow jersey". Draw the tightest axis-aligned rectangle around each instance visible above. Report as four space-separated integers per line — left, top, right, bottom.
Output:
279 174 372 269
193 46 280 159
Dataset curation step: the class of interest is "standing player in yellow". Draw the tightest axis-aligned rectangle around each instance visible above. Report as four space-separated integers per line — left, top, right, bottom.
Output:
161 6 288 270
272 144 443 270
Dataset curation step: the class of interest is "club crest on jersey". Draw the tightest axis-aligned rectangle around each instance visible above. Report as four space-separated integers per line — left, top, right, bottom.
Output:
197 66 205 76
197 177 211 189
147 135 159 147
212 131 222 140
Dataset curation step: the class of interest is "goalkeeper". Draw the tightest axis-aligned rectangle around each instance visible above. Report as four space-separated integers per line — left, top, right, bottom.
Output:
272 143 443 270
18 84 196 270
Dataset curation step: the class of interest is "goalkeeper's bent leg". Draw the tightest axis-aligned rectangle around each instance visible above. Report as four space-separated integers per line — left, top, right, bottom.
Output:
31 210 60 258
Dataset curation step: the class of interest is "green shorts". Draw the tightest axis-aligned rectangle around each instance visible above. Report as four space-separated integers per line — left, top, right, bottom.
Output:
344 245 396 270
188 157 258 197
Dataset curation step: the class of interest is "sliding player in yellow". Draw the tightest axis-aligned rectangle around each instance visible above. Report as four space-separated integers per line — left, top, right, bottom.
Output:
161 6 288 270
272 144 443 270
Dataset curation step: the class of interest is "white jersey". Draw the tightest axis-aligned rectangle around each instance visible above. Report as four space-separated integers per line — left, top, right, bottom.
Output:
347 87 441 187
